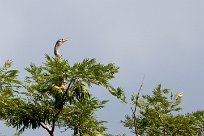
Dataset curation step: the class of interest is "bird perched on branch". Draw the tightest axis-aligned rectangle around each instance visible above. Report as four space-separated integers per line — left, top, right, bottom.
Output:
54 38 68 57
52 38 68 95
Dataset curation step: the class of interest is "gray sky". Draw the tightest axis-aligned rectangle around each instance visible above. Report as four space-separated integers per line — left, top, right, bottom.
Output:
1 1 204 135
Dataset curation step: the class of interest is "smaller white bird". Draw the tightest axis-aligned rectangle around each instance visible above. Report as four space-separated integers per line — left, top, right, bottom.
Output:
54 38 68 57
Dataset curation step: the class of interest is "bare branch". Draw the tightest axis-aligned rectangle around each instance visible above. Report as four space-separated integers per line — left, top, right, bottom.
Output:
51 109 62 134
63 75 77 98
132 75 145 136
40 122 52 133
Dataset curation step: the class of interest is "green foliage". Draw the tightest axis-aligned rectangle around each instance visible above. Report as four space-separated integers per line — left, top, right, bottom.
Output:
0 60 21 89
0 60 22 120
61 97 108 135
0 60 21 94
0 55 125 136
122 84 204 136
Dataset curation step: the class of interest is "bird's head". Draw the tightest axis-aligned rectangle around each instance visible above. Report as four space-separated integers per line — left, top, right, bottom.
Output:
56 38 68 46
54 37 69 57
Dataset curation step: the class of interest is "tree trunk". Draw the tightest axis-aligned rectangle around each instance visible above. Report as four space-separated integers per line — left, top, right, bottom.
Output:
40 122 55 136
49 132 54 136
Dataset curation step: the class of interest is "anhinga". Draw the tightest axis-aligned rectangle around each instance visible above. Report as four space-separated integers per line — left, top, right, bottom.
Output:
54 38 68 57
53 38 68 93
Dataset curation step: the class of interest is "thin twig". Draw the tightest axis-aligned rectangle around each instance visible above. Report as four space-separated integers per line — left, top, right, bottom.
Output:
63 75 77 98
132 75 145 136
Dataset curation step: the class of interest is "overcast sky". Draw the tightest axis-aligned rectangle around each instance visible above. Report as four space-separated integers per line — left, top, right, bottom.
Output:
1 1 204 135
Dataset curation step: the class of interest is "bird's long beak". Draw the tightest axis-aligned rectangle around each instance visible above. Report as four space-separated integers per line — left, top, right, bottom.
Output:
63 38 68 42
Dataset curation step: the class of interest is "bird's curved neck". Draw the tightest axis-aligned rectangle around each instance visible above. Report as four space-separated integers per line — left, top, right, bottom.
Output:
54 44 61 57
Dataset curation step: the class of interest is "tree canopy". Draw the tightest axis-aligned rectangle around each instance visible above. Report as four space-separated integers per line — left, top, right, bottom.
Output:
1 51 204 136
0 55 125 136
122 84 204 136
